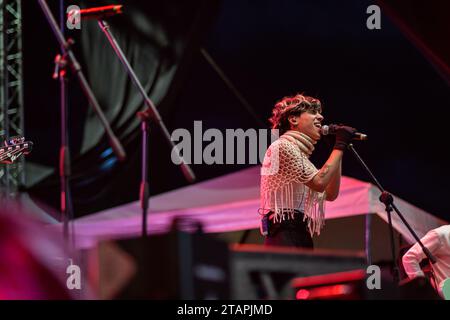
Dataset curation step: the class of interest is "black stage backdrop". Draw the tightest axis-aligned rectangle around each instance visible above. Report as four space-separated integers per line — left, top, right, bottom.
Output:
23 1 449 221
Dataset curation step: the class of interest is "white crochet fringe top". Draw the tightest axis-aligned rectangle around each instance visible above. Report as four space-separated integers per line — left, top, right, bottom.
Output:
260 130 326 236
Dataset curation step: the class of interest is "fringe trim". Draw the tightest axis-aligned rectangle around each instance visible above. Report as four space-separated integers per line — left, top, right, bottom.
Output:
303 187 326 236
260 182 326 236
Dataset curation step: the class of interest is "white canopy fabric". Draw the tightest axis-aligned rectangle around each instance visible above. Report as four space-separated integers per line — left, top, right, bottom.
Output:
69 166 447 249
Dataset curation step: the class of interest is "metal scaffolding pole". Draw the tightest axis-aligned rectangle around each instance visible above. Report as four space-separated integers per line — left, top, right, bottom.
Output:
0 0 24 196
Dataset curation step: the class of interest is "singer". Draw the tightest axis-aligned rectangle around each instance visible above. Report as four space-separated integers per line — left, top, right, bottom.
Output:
260 93 356 248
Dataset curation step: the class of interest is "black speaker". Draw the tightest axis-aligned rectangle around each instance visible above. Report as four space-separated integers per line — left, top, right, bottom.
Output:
90 219 230 299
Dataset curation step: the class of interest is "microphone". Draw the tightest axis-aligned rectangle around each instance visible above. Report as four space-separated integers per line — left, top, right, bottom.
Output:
321 124 368 141
68 5 123 21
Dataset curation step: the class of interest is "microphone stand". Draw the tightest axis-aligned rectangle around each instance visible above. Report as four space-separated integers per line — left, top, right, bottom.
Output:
37 0 127 246
97 19 196 237
347 143 437 283
54 46 71 246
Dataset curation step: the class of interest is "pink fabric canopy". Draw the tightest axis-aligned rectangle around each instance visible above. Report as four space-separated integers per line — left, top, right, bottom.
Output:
66 166 447 249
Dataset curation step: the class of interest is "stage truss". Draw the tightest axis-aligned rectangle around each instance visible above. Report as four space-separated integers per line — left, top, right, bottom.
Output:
0 0 24 196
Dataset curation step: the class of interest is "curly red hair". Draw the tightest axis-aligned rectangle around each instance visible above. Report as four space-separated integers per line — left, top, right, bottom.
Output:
269 93 322 135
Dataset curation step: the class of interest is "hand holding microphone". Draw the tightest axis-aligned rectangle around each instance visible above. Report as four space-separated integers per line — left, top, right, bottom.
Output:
333 126 357 151
320 124 367 151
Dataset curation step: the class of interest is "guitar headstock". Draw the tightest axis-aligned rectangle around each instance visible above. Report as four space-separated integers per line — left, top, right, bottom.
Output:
0 136 33 164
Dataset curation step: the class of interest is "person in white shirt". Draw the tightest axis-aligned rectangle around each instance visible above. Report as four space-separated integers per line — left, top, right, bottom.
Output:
402 225 450 295
259 93 356 248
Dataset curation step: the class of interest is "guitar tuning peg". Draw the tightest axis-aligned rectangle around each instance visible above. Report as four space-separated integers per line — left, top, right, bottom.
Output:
7 136 24 145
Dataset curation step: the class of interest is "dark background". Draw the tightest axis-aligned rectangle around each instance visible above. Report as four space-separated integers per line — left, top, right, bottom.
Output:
22 1 449 221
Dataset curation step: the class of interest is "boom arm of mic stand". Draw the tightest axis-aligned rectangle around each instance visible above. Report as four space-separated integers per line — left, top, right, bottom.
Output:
37 0 126 161
97 19 196 183
347 143 437 265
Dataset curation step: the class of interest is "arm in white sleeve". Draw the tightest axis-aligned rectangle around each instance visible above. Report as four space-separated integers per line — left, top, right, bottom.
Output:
402 230 442 279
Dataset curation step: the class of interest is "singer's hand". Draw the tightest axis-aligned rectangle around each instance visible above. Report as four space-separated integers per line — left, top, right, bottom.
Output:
334 126 357 151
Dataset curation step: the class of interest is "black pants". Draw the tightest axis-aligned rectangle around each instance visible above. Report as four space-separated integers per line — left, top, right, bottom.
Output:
263 211 314 249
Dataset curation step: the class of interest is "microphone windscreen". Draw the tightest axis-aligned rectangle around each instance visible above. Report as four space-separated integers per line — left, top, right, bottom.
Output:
320 125 330 136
